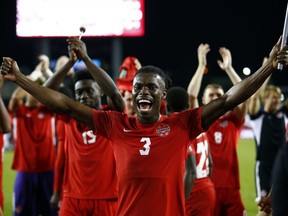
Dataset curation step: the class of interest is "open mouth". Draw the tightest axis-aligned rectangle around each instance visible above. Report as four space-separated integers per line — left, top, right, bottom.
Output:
137 99 152 111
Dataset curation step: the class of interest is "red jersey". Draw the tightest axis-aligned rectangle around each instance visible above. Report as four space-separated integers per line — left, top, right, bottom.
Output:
92 108 203 216
11 105 57 172
53 118 66 193
189 133 213 192
59 113 118 200
206 112 244 189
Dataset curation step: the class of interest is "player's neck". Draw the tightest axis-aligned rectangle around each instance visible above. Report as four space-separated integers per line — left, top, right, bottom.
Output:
138 114 161 125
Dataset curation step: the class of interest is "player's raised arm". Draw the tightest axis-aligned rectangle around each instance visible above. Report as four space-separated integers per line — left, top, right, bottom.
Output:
201 37 288 130
187 43 210 108
248 57 271 116
1 57 94 130
43 55 75 90
67 38 125 112
217 47 248 123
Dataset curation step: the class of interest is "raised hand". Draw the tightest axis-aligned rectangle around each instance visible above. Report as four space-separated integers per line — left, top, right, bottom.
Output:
0 57 21 82
197 43 210 68
267 36 288 69
217 47 232 71
67 37 89 61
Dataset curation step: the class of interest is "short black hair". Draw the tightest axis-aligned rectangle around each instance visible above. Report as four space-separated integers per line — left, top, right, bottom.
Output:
57 85 74 99
73 69 94 83
135 65 172 89
166 86 188 113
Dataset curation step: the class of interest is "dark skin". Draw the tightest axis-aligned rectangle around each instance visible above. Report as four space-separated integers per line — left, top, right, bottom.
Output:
184 153 196 200
0 38 125 130
66 38 124 111
0 76 11 133
74 79 102 110
68 38 125 112
0 37 288 132
132 73 166 124
46 39 122 210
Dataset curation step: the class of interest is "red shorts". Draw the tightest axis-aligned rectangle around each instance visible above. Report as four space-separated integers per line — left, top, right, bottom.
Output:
185 185 216 216
214 188 246 216
60 197 118 216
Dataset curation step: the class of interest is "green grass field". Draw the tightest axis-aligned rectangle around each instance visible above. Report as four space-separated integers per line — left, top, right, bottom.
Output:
3 139 258 215
238 139 258 215
3 149 16 216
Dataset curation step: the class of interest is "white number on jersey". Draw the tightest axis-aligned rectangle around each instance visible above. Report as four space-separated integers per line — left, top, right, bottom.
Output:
139 137 151 155
196 140 209 178
82 130 97 144
214 131 222 144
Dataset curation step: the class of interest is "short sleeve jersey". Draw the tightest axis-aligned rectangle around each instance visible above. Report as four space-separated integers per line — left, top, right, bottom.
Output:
206 112 244 189
188 132 213 192
11 105 57 172
59 106 118 199
92 107 203 216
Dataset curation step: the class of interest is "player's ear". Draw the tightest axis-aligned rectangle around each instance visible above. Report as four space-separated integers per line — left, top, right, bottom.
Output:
162 91 167 100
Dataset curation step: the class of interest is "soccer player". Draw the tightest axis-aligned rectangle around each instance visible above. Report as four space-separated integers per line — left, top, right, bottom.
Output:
166 86 215 216
0 76 11 213
1 36 288 215
165 86 197 200
8 58 57 216
187 43 247 215
46 39 124 215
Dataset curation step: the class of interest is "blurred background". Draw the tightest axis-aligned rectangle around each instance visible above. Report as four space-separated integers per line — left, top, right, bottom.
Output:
1 1 287 215
0 0 288 103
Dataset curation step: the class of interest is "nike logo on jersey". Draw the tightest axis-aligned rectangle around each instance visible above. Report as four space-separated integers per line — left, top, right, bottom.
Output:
123 128 132 132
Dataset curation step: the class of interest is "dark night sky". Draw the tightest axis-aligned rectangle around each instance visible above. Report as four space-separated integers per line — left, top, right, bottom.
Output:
1 0 288 96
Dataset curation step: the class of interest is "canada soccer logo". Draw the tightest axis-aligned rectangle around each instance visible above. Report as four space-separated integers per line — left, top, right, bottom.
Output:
156 124 170 137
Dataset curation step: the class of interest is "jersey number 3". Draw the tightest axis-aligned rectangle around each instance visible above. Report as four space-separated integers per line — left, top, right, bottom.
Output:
139 137 151 155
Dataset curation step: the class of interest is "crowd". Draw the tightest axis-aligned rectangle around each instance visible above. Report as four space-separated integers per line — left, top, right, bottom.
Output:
0 35 287 216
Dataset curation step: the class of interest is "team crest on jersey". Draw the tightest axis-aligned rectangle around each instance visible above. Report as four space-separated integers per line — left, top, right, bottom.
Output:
219 120 228 128
156 124 170 137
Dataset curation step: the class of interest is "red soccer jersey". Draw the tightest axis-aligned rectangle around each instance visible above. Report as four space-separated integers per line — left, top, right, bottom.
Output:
11 105 57 172
92 108 203 216
53 118 66 194
59 114 118 200
206 112 244 189
189 133 213 192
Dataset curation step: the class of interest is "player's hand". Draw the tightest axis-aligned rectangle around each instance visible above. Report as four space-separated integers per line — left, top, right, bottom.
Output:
257 195 272 215
67 37 89 61
217 47 232 71
50 191 60 210
0 57 21 82
268 36 288 69
197 43 210 68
